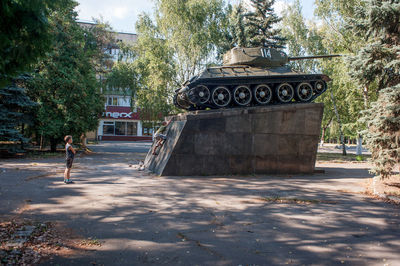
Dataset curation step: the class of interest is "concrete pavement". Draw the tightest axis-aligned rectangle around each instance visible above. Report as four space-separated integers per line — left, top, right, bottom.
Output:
0 141 399 265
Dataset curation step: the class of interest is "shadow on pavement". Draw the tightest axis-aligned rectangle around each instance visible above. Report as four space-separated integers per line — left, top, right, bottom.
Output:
0 142 398 265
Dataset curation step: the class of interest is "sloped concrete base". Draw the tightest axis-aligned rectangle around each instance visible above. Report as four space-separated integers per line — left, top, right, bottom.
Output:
145 103 324 176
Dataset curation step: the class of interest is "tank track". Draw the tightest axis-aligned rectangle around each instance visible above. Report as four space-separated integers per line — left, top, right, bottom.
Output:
174 75 327 110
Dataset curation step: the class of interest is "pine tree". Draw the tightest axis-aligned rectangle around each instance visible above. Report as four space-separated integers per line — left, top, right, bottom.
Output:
0 77 36 152
245 0 286 48
0 0 70 152
218 3 248 56
348 0 400 178
231 3 247 47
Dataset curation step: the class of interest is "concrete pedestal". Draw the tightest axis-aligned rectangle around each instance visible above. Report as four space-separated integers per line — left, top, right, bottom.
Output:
145 103 324 176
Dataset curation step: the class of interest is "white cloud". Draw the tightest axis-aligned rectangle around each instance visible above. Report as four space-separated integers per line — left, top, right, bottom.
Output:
75 0 154 33
112 7 130 19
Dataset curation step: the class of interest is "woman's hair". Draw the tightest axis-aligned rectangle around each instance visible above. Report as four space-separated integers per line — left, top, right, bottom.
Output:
64 135 72 143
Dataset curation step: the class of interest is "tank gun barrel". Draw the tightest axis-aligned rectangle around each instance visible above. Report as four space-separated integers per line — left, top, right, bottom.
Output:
288 54 342 61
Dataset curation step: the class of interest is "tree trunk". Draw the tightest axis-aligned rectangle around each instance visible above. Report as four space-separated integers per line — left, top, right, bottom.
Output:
40 134 43 150
20 123 25 150
50 137 58 152
330 91 346 155
320 117 333 147
80 133 87 149
363 85 369 108
320 127 326 147
356 135 363 156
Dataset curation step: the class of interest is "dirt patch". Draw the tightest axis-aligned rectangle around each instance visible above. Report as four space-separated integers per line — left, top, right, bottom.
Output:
0 219 100 265
364 175 400 202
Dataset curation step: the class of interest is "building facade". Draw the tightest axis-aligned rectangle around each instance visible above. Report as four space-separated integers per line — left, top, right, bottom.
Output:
79 21 153 141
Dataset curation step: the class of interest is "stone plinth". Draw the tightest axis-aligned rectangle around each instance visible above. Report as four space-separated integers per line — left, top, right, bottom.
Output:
145 103 324 176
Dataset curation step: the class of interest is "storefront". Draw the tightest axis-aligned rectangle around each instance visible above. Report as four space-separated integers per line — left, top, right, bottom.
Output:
97 106 152 141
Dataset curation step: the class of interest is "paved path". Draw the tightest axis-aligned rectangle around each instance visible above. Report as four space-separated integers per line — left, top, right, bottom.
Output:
0 142 399 265
318 143 371 155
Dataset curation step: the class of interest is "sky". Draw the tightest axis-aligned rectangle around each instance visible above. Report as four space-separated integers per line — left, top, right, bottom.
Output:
75 0 317 34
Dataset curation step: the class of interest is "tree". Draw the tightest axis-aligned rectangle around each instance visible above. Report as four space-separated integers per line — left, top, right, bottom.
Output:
28 2 104 151
156 0 227 84
85 18 116 78
0 0 65 85
0 77 36 151
348 0 400 178
134 14 176 123
245 0 285 48
280 0 344 148
281 0 324 72
0 0 71 152
131 0 228 124
218 3 248 54
280 0 376 148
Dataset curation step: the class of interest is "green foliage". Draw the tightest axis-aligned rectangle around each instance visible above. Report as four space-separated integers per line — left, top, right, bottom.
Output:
0 77 36 151
0 0 66 85
85 18 116 76
156 0 227 83
280 0 376 144
361 86 400 178
348 0 400 178
105 42 139 100
281 0 325 72
134 14 176 122
132 0 228 122
221 0 285 51
27 3 104 151
218 3 247 54
245 0 285 48
106 62 138 97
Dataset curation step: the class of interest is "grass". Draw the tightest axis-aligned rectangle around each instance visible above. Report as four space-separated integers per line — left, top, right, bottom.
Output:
80 237 101 246
317 152 371 162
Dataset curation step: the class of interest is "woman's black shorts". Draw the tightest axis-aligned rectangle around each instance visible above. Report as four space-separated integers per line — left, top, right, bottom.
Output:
66 158 74 169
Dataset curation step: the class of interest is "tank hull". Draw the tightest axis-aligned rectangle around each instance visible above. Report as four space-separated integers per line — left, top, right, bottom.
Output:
174 65 329 110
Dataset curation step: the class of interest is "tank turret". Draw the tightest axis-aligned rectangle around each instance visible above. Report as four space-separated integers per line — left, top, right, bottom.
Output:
174 47 340 110
223 47 340 67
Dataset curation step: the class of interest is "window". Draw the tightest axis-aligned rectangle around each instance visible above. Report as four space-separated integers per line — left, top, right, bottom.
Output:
107 97 118 106
103 121 115 135
104 121 137 136
115 122 126 135
105 96 131 107
142 127 153 136
126 122 137 136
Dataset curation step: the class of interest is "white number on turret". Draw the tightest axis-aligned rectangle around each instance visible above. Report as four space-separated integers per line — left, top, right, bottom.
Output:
261 48 271 58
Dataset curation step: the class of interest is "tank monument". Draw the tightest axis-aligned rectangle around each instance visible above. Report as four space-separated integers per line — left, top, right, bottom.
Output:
145 47 339 176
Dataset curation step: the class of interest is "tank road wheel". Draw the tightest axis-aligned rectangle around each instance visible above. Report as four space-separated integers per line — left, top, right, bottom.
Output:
314 80 326 94
211 86 231 108
296 82 313 102
276 83 294 103
175 93 191 109
253 84 272 105
233 85 252 106
188 85 210 105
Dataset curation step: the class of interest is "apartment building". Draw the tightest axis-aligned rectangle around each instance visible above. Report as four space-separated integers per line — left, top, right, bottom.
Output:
78 21 153 141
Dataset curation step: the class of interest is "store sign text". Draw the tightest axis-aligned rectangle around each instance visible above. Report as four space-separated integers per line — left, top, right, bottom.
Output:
103 111 133 119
